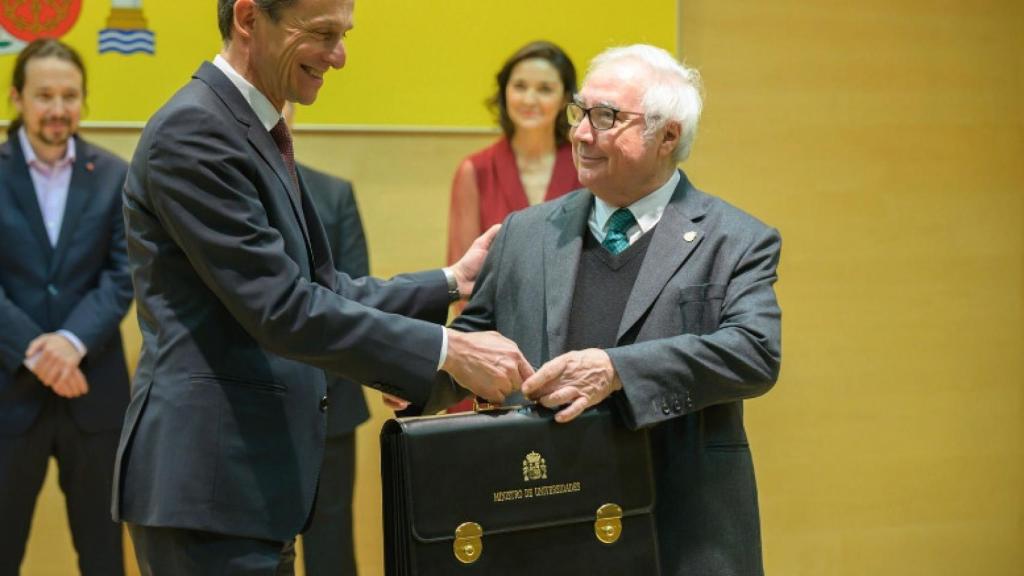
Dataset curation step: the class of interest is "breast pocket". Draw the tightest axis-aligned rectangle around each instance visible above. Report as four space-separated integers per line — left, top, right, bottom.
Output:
678 283 726 335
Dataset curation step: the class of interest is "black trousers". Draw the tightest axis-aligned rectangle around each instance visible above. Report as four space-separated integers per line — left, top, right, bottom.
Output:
302 432 357 575
0 397 123 576
128 524 296 576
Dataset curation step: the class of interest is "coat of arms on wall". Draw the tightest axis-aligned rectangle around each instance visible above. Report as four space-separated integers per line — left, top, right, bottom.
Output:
0 0 81 53
99 0 154 55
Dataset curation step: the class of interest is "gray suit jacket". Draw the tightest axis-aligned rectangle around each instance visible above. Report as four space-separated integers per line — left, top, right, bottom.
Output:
298 163 370 436
114 62 450 542
452 170 782 576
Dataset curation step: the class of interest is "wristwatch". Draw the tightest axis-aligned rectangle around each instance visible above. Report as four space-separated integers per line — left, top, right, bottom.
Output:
444 268 461 302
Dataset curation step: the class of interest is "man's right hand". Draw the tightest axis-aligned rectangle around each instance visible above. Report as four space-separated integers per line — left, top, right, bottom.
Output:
442 329 534 404
26 334 90 398
30 363 90 398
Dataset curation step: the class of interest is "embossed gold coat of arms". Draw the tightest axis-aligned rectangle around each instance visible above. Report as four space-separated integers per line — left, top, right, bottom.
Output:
522 451 547 482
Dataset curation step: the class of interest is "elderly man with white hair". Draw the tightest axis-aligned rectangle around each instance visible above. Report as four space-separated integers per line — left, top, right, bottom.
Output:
450 44 782 575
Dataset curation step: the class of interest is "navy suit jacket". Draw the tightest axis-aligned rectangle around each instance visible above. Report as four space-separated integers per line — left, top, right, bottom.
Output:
114 63 450 542
452 172 782 576
0 134 131 436
298 163 370 436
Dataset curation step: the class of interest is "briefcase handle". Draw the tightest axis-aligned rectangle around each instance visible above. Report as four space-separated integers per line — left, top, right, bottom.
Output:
471 397 497 412
472 397 534 412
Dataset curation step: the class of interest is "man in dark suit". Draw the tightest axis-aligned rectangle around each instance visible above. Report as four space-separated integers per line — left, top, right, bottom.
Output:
114 1 532 573
451 45 782 576
285 102 370 576
0 40 132 576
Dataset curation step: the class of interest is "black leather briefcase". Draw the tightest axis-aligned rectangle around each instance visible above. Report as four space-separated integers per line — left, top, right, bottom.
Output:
381 404 659 575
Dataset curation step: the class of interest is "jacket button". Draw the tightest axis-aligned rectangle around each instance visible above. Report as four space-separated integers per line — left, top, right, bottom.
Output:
47 284 59 296
319 395 329 412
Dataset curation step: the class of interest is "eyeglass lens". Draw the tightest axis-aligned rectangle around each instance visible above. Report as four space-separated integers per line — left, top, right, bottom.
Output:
567 103 618 130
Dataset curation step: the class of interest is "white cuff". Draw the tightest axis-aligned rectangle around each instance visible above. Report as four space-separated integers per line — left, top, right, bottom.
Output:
438 327 448 370
57 330 87 357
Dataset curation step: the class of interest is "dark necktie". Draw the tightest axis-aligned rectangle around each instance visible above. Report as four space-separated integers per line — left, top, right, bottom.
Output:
602 208 637 255
268 118 310 248
269 119 300 194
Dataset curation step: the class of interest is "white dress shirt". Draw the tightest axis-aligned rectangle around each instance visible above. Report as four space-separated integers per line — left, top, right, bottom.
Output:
588 169 681 246
18 128 87 363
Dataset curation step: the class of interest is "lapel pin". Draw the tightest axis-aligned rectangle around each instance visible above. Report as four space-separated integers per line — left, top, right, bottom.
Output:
683 231 697 242
86 162 95 172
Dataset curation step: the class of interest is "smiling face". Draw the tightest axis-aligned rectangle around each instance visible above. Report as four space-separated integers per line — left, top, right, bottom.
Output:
571 61 679 206
248 0 353 108
505 57 566 136
11 56 83 156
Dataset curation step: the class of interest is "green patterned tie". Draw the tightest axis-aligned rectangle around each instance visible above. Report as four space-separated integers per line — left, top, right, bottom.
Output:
602 208 637 255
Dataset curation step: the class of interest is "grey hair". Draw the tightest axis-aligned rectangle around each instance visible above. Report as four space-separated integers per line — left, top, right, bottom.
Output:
588 44 703 163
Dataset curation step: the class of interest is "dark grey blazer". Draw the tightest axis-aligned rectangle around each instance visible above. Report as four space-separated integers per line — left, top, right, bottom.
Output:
113 62 451 542
0 135 132 435
452 171 782 576
298 163 370 436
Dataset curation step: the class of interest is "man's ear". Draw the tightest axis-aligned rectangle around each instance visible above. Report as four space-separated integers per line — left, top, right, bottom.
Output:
232 0 258 42
659 121 681 159
10 86 23 114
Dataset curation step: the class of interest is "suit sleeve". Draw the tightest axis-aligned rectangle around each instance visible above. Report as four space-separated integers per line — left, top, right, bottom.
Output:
0 283 43 374
328 183 451 326
610 226 782 429
140 110 446 405
61 160 133 355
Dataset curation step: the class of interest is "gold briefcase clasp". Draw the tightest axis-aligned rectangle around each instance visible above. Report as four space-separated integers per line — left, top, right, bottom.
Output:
594 503 623 544
454 521 483 564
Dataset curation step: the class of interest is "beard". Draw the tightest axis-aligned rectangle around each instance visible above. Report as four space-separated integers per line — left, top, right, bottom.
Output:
33 117 73 148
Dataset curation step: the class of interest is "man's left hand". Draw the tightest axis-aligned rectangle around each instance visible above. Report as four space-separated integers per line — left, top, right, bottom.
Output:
449 224 500 298
522 349 622 423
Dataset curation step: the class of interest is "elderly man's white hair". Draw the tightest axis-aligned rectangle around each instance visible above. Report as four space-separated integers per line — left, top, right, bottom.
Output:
587 44 703 164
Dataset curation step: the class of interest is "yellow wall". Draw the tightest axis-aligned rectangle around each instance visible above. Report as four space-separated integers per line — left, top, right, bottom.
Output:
0 0 675 125
17 0 1024 574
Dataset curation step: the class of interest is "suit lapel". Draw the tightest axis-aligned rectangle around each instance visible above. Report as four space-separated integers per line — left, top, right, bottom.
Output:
50 137 90 275
194 62 316 269
544 191 591 355
617 174 706 341
3 138 53 259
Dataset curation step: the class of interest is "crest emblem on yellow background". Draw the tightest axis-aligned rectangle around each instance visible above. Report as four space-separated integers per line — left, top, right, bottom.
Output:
99 0 154 55
0 0 82 41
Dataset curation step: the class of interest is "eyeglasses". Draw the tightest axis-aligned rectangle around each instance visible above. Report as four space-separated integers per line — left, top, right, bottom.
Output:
566 101 644 131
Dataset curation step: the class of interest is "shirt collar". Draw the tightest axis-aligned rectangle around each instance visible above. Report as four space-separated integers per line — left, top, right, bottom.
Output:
213 55 282 132
593 170 681 235
18 126 76 173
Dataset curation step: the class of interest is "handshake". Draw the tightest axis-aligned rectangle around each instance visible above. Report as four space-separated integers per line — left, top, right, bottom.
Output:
385 330 622 424
382 224 623 423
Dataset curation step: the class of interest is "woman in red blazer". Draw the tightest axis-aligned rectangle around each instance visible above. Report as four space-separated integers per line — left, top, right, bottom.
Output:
447 41 581 266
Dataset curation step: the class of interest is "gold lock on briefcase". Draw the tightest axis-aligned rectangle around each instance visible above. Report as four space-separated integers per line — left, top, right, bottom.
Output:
381 404 660 575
